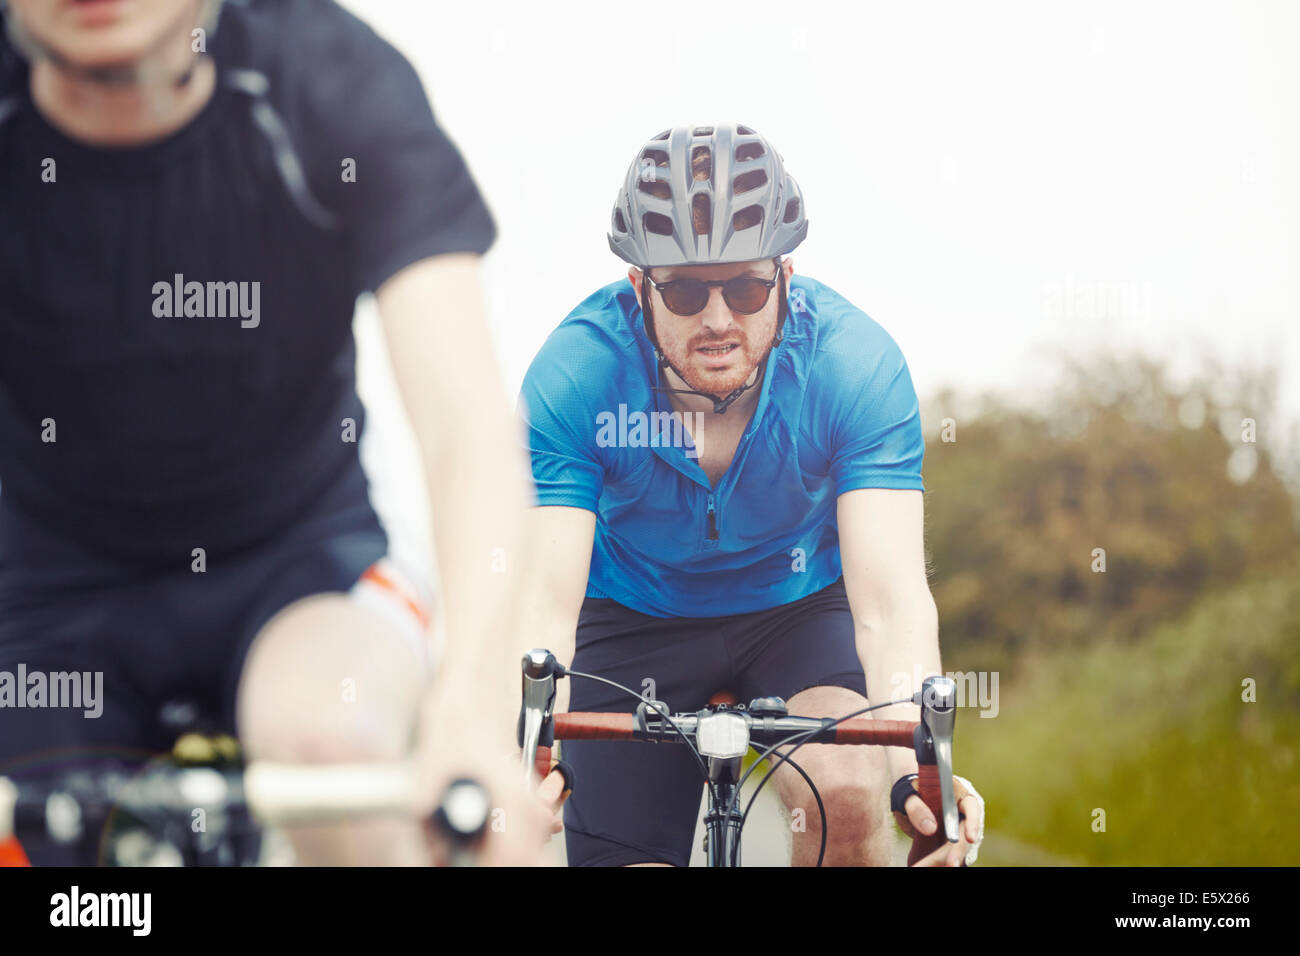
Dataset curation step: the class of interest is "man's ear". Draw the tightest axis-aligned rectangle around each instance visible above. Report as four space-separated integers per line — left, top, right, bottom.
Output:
628 267 644 309
781 257 795 281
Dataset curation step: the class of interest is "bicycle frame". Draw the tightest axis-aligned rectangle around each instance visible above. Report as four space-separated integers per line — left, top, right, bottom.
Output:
518 649 961 866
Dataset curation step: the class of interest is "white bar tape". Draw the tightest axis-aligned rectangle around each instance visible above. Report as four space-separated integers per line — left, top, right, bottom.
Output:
954 774 985 865
243 761 420 825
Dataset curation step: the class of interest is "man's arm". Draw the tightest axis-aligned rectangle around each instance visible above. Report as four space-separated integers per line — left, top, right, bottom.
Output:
516 505 597 715
376 252 579 862
839 486 984 865
836 487 940 785
376 252 529 743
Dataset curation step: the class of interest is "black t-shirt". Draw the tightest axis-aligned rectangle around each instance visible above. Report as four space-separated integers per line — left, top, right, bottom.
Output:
0 0 495 566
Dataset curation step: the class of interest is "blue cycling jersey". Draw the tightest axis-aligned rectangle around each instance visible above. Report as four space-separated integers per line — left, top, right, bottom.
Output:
520 274 925 617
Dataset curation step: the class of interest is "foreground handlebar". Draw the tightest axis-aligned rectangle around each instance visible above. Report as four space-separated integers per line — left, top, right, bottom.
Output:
0 761 443 844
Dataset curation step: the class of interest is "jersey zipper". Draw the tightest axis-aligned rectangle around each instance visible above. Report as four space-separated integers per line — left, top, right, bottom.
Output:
706 493 719 543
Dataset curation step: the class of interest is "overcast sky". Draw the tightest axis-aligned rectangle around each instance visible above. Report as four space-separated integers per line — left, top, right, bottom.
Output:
343 0 1294 416
340 1 1298 562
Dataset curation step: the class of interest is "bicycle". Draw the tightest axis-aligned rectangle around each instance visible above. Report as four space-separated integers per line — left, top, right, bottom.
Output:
517 648 962 867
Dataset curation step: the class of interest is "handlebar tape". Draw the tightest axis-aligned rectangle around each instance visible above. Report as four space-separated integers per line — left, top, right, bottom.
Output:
906 763 956 866
534 745 553 785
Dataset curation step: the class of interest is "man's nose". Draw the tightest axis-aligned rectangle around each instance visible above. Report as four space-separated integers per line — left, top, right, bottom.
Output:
698 287 735 333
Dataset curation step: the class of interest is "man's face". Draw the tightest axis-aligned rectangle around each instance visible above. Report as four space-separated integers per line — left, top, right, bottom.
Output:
634 258 794 401
8 0 203 70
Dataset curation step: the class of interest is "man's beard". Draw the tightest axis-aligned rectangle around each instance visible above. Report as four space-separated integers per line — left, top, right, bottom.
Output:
665 327 772 400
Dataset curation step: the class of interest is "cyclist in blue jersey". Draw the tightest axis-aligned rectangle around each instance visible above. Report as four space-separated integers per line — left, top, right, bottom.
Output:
518 124 985 866
0 0 562 864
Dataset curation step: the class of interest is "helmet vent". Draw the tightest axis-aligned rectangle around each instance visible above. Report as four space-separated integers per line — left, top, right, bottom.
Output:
613 209 627 233
643 212 675 236
691 146 712 182
638 179 672 199
651 129 671 141
783 197 801 224
736 142 765 162
692 194 712 236
736 125 755 135
641 148 669 168
732 205 763 231
734 169 767 194
693 126 714 136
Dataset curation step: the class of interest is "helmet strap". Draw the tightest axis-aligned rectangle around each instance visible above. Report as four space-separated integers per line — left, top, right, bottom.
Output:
640 265 786 415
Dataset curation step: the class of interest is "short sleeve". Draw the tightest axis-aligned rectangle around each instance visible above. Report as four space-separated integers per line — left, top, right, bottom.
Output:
291 4 496 292
518 327 609 512
822 336 926 494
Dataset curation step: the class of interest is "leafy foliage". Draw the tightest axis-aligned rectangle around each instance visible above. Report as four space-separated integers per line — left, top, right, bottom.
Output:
917 351 1300 863
922 353 1300 668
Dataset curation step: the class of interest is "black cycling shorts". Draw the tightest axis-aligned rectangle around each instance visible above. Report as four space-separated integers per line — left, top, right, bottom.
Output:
0 469 387 864
561 576 868 867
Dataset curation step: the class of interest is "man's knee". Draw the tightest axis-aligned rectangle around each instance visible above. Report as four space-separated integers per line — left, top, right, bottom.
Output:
236 594 426 765
817 779 888 844
777 748 894 863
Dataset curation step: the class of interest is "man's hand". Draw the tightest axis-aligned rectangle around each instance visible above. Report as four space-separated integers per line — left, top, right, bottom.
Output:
894 775 985 867
416 682 557 866
533 761 572 840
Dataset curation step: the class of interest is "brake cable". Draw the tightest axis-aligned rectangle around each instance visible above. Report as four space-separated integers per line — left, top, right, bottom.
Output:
731 751 826 867
731 698 917 867
562 669 714 797
561 672 918 868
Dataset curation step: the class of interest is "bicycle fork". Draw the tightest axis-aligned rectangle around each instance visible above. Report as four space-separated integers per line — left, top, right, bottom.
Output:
702 754 745 867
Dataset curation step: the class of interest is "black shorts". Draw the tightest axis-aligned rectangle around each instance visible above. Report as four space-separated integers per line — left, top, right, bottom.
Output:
561 576 867 867
0 471 387 864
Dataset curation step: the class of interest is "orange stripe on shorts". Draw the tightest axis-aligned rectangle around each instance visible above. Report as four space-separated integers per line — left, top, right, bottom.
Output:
359 564 432 632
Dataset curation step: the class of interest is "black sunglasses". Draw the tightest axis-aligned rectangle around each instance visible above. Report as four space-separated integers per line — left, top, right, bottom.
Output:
646 258 782 316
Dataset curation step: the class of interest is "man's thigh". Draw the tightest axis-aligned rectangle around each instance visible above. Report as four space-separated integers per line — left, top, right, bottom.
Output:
725 579 894 862
0 608 164 865
235 591 429 763
767 685 892 823
730 576 867 705
562 598 731 867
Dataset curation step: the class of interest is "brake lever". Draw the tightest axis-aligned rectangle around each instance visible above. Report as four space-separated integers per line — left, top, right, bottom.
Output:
518 649 559 791
918 675 959 843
